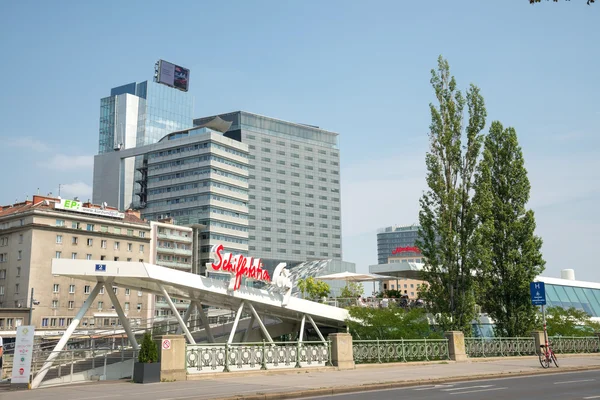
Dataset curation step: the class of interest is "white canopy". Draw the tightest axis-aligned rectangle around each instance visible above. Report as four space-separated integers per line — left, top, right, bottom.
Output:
317 271 396 282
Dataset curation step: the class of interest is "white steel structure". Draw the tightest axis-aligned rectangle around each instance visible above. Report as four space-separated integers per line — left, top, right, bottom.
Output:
32 259 348 388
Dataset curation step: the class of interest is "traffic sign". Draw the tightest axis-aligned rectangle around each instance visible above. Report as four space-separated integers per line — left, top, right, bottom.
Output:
162 339 171 350
530 282 546 306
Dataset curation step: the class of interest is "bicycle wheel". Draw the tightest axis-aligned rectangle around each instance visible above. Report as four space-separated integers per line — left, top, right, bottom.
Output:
539 352 549 368
551 351 559 368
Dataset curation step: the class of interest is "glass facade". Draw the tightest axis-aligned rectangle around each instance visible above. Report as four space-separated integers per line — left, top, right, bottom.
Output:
545 283 600 317
377 225 420 264
98 81 194 154
135 81 194 147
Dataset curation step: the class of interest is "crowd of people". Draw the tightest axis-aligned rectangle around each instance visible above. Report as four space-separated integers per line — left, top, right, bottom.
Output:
355 294 424 309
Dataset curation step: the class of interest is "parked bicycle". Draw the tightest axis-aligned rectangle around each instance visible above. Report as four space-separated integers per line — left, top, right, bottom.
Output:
539 342 558 368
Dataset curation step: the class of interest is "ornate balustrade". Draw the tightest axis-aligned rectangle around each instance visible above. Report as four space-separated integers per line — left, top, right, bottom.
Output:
352 339 449 364
548 336 600 354
465 337 536 357
186 341 330 373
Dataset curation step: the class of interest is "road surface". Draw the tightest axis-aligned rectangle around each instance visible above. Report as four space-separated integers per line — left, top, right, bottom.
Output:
302 370 600 399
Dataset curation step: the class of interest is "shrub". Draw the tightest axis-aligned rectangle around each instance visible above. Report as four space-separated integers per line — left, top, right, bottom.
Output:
138 331 158 363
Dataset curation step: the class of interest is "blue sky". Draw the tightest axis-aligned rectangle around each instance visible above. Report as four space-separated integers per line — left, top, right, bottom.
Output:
0 1 598 281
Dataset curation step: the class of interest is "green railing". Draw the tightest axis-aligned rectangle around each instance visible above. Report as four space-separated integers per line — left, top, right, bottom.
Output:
548 336 600 354
186 341 331 373
465 337 536 357
353 339 449 364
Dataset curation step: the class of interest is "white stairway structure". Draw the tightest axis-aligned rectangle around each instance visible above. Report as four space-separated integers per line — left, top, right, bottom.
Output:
31 259 349 388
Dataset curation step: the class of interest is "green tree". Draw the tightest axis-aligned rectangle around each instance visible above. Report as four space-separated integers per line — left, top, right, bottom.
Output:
297 277 330 301
417 56 487 333
340 282 364 299
138 331 158 363
544 306 599 336
346 307 438 340
473 121 545 337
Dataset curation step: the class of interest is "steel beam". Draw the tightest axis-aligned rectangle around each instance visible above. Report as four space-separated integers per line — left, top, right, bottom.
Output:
306 315 327 344
194 301 214 343
106 279 138 350
228 301 246 344
246 302 273 344
31 281 103 389
158 283 195 344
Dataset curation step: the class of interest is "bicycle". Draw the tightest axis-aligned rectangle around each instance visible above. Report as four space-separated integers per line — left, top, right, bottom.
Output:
539 342 558 368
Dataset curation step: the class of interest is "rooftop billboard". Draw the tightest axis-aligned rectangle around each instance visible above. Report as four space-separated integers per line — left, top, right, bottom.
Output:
157 59 190 92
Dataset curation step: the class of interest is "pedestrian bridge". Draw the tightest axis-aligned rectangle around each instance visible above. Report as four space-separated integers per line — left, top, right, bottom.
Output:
31 259 349 388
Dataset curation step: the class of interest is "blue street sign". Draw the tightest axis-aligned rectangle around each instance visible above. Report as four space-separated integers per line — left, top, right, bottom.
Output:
530 282 546 306
95 264 106 272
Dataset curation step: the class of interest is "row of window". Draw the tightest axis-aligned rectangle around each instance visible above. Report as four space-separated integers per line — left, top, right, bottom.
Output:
148 166 248 184
249 197 341 207
245 135 338 156
149 154 248 172
54 252 144 262
247 225 341 232
49 284 143 295
146 206 248 221
54 220 147 237
146 193 247 208
255 238 341 247
55 235 145 252
148 180 247 196
246 247 341 257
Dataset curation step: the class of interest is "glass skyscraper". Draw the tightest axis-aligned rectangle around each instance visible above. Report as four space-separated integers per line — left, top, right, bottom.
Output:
97 80 194 210
98 81 194 154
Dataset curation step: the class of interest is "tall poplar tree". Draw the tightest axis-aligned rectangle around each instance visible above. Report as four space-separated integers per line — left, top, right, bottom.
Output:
473 121 545 336
417 56 487 333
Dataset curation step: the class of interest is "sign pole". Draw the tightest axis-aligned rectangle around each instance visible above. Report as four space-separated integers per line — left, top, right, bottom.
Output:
542 304 548 348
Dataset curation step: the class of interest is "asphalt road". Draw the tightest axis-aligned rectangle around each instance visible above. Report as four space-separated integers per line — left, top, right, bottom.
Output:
301 370 600 400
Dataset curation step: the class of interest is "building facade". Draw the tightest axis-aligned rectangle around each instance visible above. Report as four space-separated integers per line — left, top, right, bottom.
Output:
194 111 342 272
0 196 153 332
377 224 421 265
149 219 194 318
98 80 194 210
93 127 250 272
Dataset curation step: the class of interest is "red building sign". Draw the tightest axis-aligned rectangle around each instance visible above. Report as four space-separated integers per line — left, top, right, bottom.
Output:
391 246 420 255
210 244 271 291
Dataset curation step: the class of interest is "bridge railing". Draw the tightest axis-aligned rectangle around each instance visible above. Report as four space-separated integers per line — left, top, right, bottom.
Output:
352 338 449 364
465 337 536 357
186 341 331 373
547 336 600 354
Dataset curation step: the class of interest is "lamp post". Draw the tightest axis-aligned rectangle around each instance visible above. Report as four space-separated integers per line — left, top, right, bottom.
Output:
28 287 38 326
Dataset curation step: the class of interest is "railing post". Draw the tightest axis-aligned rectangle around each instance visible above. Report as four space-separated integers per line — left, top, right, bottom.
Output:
424 337 428 361
444 331 467 362
261 340 267 370
58 352 62 378
327 340 332 366
223 343 230 372
70 351 74 383
376 339 381 363
295 341 301 368
401 338 406 362
103 353 107 379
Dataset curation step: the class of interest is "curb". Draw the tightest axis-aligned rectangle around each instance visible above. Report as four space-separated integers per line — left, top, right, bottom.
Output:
207 365 600 400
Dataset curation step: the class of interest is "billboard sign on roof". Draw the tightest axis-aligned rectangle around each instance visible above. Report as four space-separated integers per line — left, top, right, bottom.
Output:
157 59 190 92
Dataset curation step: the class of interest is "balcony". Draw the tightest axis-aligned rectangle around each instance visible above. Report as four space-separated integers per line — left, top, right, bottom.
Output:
157 231 193 243
157 260 192 271
157 247 192 256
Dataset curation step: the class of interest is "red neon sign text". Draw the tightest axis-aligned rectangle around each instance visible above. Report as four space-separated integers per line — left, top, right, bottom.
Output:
211 244 271 291
391 246 420 255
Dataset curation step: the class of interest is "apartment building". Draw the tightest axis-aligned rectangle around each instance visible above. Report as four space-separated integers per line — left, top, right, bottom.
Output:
0 196 152 331
149 219 194 318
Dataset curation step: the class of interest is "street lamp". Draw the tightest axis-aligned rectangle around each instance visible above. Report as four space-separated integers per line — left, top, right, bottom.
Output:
28 287 39 326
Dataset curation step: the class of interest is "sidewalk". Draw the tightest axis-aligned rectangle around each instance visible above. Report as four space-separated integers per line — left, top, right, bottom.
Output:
2 354 600 400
